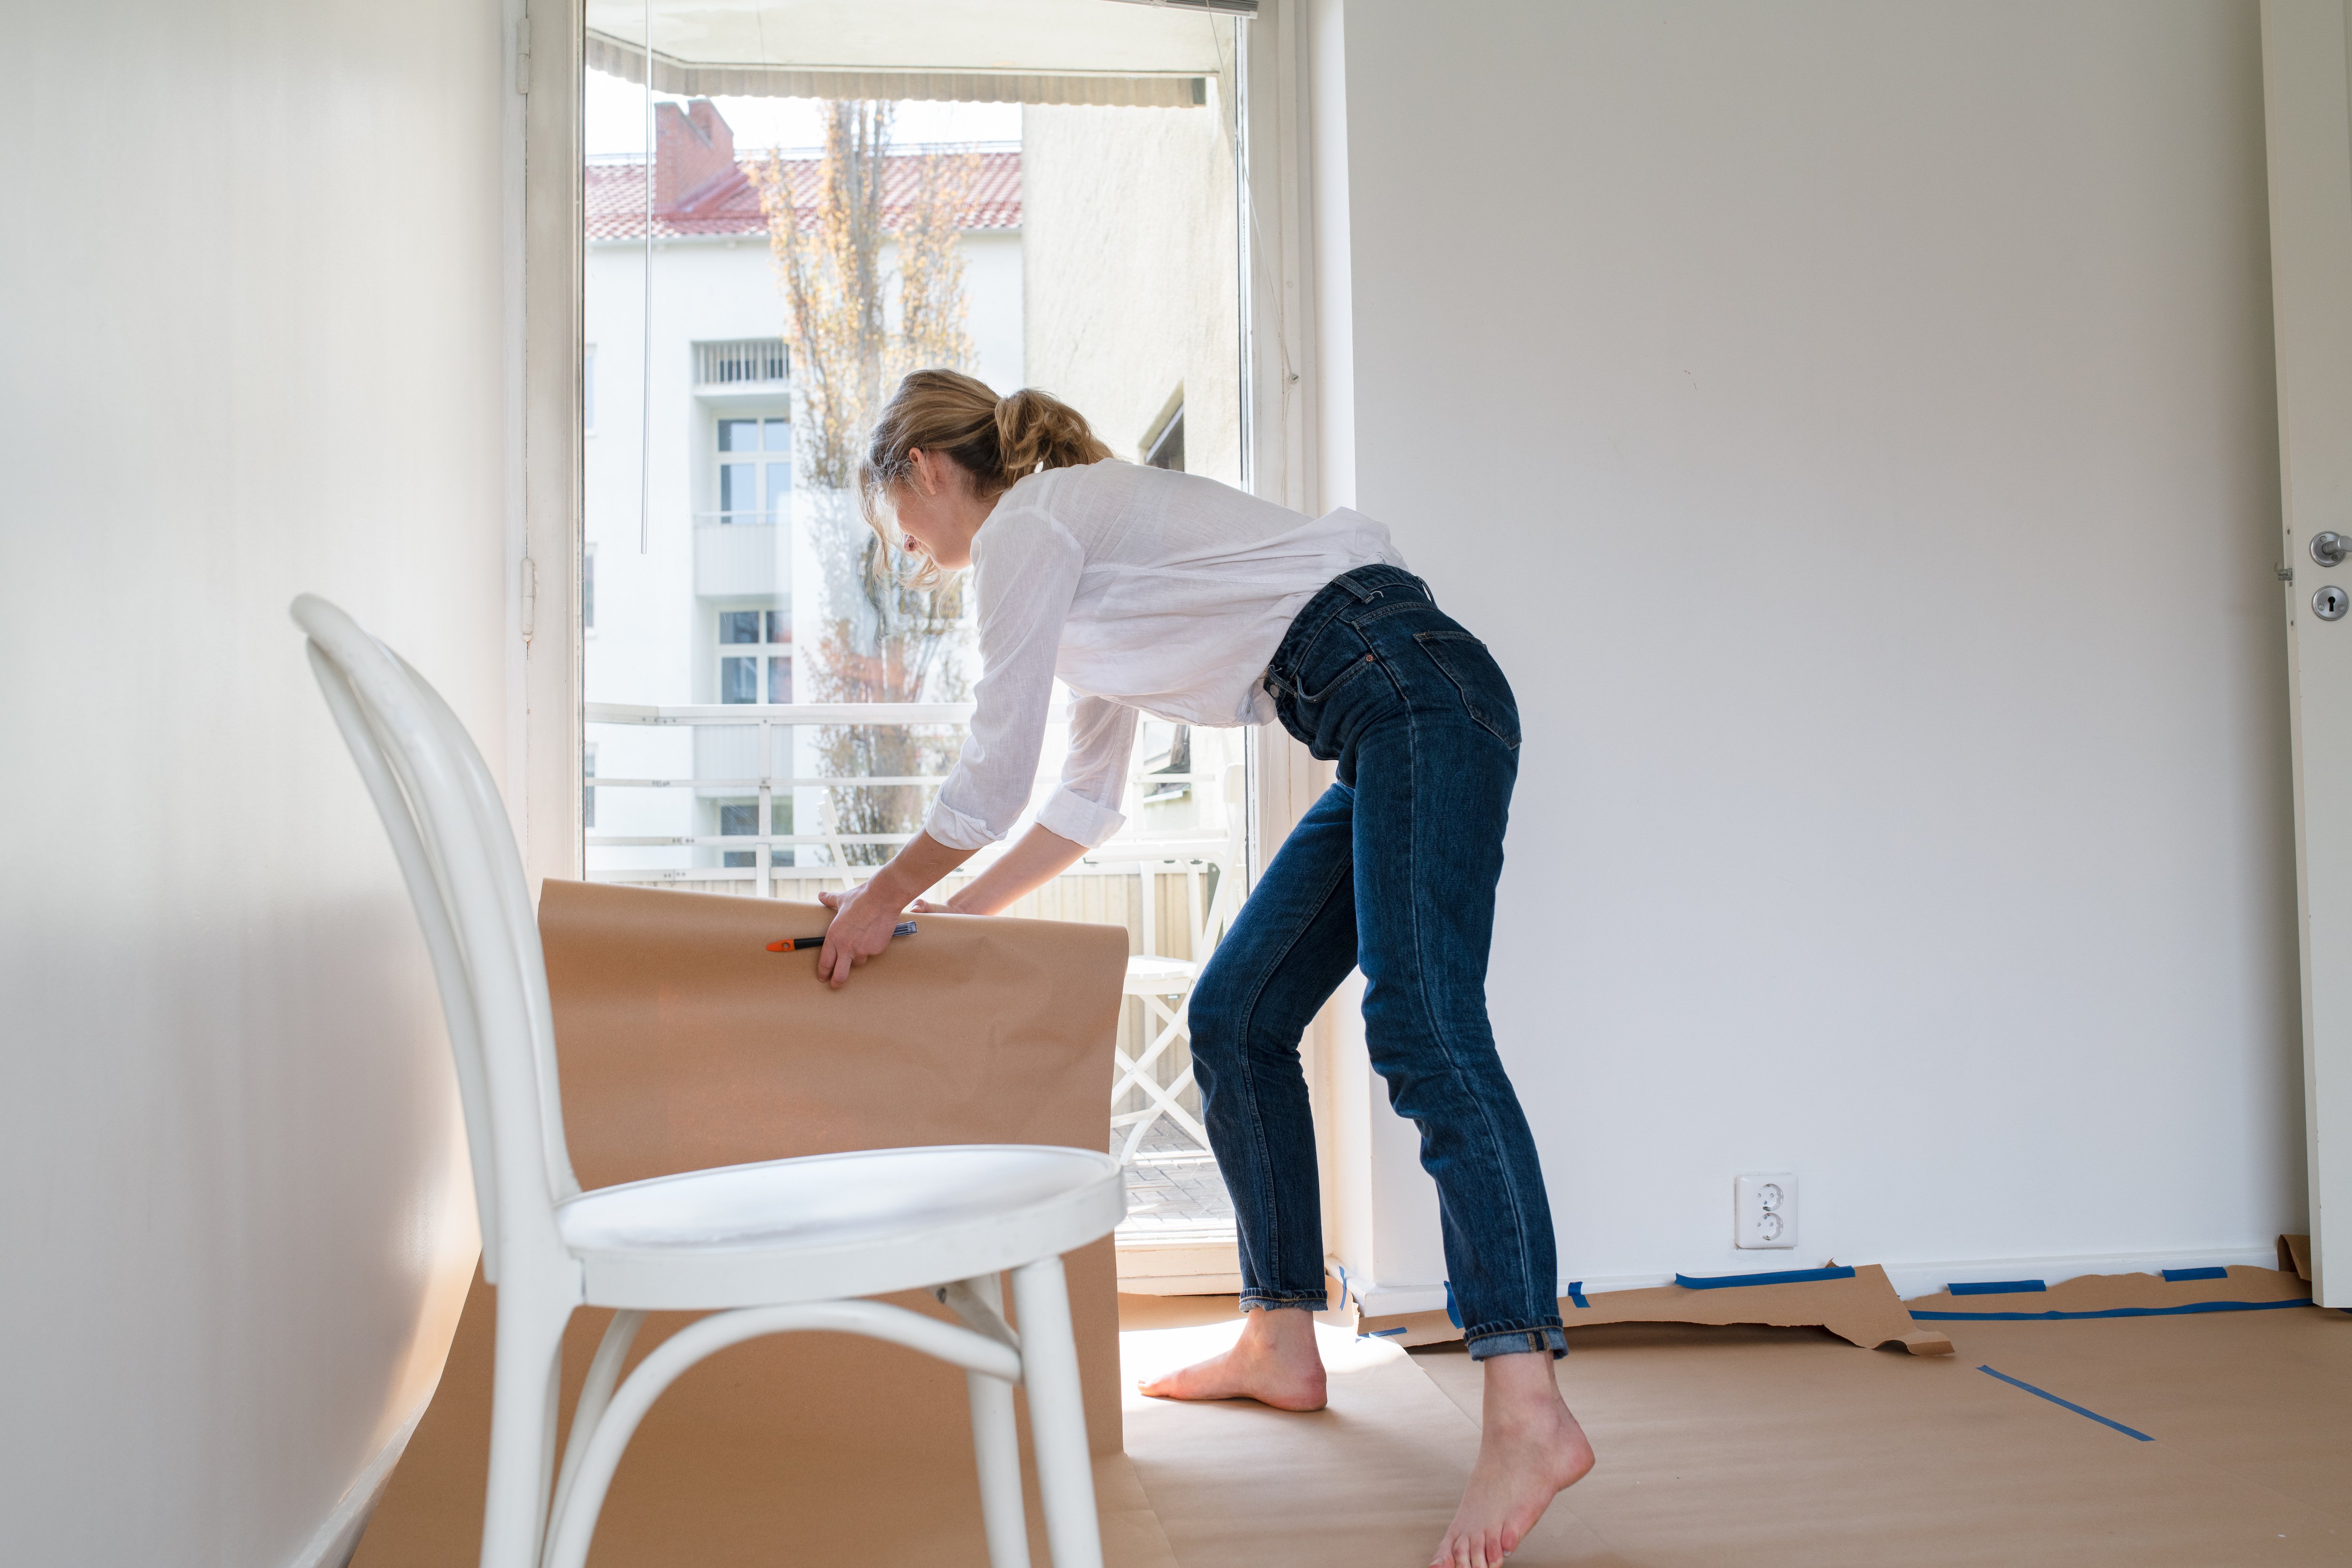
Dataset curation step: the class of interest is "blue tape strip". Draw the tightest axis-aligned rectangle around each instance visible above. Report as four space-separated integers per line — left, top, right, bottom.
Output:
1977 1364 2153 1441
2161 1266 2228 1282
1674 1265 1857 1291
1950 1279 2046 1296
1443 1281 1463 1330
1566 1281 1589 1309
1364 1325 1407 1338
1914 1298 2312 1321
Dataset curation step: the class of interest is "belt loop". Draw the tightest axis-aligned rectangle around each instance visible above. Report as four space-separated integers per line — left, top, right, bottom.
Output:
1334 571 1381 603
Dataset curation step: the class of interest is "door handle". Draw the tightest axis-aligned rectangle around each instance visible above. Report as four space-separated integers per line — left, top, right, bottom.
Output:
2312 532 2348 568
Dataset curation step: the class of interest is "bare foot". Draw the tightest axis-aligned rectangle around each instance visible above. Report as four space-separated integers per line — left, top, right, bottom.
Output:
1137 1305 1328 1412
1432 1350 1595 1568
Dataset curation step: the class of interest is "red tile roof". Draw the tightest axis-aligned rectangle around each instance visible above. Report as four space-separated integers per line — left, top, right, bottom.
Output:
586 148 1020 240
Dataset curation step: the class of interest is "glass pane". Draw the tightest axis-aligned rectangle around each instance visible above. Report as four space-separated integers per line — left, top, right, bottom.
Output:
581 0 1243 1138
719 802 758 835
719 462 756 517
718 610 761 644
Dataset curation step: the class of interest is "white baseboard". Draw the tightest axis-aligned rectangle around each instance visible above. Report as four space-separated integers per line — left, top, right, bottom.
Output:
282 1397 429 1568
1340 1243 2291 1319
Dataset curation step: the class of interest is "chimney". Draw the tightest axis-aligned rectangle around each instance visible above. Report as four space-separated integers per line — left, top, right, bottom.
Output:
655 99 736 211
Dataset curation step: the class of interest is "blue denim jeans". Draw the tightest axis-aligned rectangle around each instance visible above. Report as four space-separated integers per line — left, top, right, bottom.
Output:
1190 564 1566 1361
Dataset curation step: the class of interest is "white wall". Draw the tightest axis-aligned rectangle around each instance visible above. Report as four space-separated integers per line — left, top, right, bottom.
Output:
1 0 509 1560
1316 0 2302 1305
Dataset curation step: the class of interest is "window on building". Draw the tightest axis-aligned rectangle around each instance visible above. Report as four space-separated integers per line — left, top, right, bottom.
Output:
718 796 792 867
582 544 596 631
715 417 792 523
583 743 597 828
717 608 791 702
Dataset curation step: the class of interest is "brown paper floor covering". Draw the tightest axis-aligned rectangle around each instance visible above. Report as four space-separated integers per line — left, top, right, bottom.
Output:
1117 1291 2352 1568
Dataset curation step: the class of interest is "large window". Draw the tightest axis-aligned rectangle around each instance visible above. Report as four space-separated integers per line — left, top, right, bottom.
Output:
579 0 1253 1202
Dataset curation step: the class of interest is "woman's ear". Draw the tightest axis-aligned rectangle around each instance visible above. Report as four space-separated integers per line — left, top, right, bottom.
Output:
906 448 938 497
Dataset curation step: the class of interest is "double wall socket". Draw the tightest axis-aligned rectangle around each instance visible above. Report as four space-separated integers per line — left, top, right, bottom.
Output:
1735 1173 1798 1249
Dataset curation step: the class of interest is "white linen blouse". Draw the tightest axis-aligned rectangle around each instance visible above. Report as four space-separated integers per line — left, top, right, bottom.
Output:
922 459 1403 852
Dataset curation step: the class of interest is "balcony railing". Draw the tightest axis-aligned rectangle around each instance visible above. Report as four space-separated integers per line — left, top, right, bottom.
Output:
693 337 788 388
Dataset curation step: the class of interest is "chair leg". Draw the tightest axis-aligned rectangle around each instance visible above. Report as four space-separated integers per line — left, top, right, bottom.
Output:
967 1369 1031 1568
547 1308 644 1553
1010 1255 1103 1568
942 1274 1030 1567
480 1288 571 1568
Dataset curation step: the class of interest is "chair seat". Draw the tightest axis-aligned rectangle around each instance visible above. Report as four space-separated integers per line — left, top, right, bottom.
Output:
1123 955 1199 994
558 1144 1127 1311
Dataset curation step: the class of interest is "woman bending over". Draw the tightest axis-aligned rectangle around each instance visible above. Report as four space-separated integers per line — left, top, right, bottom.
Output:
816 369 1591 1568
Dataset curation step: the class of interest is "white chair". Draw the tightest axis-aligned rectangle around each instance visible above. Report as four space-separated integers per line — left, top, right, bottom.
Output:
292 596 1124 1568
1104 764 1248 1163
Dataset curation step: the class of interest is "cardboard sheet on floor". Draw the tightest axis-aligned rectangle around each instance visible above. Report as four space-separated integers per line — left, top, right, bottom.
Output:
355 880 1161 1568
2280 1232 2312 1281
1353 1263 1952 1355
1406 1308 2352 1567
1118 1309 1619 1568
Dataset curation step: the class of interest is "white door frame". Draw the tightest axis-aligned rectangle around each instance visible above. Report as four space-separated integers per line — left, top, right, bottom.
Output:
520 0 587 896
2260 0 2352 1306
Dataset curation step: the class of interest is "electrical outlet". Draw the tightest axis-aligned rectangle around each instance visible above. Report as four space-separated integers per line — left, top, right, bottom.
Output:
1735 1173 1798 1250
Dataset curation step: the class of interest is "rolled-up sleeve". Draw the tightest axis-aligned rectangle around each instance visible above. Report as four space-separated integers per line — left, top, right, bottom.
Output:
1036 694 1137 847
924 516 1090 851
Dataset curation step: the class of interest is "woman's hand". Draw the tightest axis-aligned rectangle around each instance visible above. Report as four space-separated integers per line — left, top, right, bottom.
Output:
814 883 912 988
809 832 978 987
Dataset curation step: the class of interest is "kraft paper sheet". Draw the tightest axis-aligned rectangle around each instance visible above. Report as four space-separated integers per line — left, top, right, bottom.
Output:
355 880 1156 1567
1355 1264 1952 1355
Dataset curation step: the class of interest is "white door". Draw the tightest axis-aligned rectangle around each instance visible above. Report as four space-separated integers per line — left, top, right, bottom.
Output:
2261 0 2352 1306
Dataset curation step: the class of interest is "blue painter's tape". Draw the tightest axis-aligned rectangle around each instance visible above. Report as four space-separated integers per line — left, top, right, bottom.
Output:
2161 1267 2228 1282
1914 1298 2312 1322
1674 1265 1856 1291
1444 1281 1463 1330
1363 1325 1407 1338
1978 1364 2153 1441
1566 1281 1589 1309
1950 1279 2046 1296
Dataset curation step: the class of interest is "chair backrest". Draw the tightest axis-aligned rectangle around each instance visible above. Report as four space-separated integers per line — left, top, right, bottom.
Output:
291 595 580 1283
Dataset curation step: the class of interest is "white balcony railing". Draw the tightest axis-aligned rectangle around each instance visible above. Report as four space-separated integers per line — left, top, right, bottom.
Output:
692 337 788 388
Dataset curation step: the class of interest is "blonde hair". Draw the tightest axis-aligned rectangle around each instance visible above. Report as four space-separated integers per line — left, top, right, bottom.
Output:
859 369 1112 581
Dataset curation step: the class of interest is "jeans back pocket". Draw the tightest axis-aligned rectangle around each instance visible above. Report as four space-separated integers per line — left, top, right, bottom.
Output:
1414 630 1521 748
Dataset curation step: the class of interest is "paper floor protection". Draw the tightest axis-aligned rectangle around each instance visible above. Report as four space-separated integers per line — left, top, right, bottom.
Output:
1355 1262 1950 1355
1408 1307 2352 1568
353 881 1163 1567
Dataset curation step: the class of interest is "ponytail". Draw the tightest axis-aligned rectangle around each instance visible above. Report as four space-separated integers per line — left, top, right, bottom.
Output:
992 386 1113 480
858 370 1112 576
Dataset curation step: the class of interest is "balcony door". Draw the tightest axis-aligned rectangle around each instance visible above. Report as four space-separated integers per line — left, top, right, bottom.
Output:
556 0 1262 1270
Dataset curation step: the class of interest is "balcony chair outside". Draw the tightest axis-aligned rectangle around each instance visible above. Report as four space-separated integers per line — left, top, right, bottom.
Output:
291 595 1124 1568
